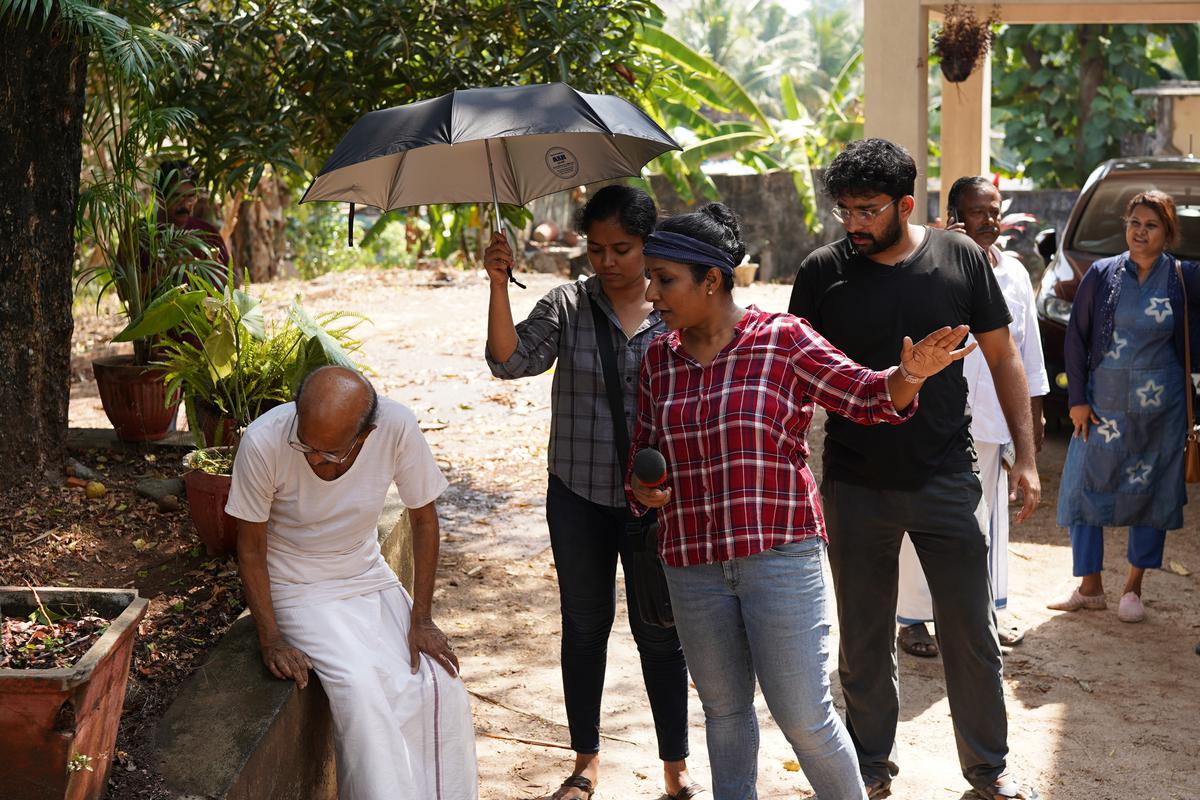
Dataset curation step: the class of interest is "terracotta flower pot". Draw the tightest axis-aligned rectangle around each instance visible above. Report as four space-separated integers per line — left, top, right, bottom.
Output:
183 448 238 555
91 355 180 442
192 398 239 448
0 587 149 800
940 55 976 83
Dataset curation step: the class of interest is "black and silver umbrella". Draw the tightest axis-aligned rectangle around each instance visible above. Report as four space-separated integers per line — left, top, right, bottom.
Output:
300 82 679 285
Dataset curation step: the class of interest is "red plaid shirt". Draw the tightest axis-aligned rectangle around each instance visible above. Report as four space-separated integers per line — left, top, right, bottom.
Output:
626 307 915 567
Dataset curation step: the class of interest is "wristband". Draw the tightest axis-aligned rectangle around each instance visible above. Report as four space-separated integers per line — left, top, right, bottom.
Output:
897 363 927 384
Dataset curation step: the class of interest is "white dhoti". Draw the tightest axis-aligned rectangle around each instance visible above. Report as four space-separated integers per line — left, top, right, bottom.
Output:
896 442 1010 624
275 586 478 800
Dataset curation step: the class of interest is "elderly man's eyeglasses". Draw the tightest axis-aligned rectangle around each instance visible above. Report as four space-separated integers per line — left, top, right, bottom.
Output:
288 416 367 464
831 198 898 225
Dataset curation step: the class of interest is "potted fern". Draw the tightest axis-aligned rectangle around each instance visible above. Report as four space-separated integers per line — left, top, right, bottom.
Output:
932 3 999 84
122 281 367 552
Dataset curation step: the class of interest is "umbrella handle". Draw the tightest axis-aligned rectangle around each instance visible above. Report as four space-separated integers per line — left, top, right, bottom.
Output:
486 139 525 289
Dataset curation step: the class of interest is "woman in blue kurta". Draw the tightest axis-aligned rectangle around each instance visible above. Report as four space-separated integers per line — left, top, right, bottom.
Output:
1050 191 1199 623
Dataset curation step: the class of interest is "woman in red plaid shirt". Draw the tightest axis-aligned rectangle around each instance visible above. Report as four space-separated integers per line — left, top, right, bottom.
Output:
628 204 975 800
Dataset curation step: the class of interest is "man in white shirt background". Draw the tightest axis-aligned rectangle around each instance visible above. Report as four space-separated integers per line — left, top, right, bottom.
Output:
226 365 478 800
896 176 1051 657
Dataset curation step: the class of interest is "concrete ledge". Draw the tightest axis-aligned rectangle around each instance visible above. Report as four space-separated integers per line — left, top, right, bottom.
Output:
67 427 196 451
155 614 338 800
155 501 414 799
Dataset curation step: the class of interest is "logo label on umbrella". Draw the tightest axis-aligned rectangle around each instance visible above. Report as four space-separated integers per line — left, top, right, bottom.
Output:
545 147 579 179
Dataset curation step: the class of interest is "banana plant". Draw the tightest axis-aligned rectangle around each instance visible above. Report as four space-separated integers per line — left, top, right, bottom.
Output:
634 24 866 232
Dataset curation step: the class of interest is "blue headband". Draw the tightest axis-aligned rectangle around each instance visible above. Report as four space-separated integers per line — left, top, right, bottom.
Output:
643 231 738 275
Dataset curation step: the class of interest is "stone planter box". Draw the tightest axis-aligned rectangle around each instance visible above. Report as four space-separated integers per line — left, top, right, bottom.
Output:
0 587 149 800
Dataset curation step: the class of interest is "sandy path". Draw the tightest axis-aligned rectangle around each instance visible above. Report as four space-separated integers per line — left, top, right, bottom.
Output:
71 269 1200 800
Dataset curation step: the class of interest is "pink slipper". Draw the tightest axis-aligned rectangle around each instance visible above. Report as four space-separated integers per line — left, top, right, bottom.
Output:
1046 588 1107 611
1117 592 1145 623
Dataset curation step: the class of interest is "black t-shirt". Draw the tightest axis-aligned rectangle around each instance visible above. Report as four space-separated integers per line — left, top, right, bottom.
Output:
788 228 1011 489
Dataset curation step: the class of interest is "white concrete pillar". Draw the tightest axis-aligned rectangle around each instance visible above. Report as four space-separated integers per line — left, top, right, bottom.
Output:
939 55 992 221
864 0 930 221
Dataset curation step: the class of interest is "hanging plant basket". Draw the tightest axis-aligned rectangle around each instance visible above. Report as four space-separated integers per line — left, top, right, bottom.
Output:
933 3 999 84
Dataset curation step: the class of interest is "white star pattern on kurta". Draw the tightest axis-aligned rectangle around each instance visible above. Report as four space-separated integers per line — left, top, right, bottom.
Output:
1136 379 1165 408
1104 331 1128 361
1126 460 1153 485
1096 416 1121 443
1145 297 1173 323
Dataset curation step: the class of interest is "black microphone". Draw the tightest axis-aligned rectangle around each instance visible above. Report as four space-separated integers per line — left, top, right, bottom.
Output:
633 448 668 488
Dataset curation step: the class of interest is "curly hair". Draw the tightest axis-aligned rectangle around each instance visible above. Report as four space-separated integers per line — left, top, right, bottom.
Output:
823 138 917 201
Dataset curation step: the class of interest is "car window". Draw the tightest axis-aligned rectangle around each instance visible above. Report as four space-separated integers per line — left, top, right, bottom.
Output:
1069 175 1200 260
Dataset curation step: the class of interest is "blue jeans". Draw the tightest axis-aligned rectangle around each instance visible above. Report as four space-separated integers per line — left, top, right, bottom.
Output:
663 540 866 800
1069 524 1167 576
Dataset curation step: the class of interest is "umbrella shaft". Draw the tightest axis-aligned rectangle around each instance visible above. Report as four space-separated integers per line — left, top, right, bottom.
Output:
484 138 524 289
485 139 502 231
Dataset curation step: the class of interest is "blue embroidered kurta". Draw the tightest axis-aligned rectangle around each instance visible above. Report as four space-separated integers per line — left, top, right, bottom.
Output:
1058 253 1190 530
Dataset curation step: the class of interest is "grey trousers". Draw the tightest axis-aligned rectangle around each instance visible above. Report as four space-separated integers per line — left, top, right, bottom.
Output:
821 470 1007 793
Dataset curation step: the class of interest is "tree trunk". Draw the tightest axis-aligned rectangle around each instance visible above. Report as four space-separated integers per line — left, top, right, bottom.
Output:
231 175 293 283
1076 24 1106 175
0 13 87 488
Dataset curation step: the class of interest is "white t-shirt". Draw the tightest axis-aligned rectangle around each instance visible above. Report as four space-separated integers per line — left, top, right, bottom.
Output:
962 246 1051 445
225 398 448 609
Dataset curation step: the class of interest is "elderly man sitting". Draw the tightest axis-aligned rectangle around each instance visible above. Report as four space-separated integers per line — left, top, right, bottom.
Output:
226 365 477 800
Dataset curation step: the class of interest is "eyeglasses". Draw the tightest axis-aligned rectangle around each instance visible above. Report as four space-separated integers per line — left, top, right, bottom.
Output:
288 416 367 464
831 198 898 225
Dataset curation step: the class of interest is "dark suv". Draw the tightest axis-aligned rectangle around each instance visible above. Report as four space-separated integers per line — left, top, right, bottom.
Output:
1035 156 1200 411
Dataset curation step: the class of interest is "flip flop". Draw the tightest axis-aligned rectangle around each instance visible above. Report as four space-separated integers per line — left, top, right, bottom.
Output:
998 622 1025 647
554 775 595 799
897 623 939 658
973 773 1040 799
665 783 707 799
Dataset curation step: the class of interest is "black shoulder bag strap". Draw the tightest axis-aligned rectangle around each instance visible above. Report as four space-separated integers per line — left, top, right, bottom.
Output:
588 292 633 463
587 291 673 627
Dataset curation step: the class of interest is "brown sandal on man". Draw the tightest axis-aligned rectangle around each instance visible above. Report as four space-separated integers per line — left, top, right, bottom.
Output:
897 623 939 658
665 783 707 799
553 774 595 799
998 621 1025 647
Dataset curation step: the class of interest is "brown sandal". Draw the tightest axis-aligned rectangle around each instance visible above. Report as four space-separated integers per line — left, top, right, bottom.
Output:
897 623 939 658
666 783 707 799
554 774 595 799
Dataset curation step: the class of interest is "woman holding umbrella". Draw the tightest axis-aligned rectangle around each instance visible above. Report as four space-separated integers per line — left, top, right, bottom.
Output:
484 185 702 800
628 203 976 799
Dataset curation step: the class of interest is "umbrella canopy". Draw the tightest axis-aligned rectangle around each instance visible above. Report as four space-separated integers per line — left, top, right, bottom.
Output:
300 82 679 211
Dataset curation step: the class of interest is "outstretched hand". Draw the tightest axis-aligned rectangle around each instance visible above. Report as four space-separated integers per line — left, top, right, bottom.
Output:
900 325 976 380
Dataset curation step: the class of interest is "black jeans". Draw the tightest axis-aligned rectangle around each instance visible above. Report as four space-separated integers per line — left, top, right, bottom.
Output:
821 471 1008 794
545 474 690 761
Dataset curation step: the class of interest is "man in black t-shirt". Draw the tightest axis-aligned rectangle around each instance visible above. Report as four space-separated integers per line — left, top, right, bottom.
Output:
789 139 1041 800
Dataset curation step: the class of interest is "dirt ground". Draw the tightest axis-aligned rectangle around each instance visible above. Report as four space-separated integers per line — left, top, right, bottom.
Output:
68 268 1200 800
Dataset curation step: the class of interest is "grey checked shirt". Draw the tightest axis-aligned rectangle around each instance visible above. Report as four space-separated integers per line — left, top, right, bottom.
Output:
486 275 664 508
